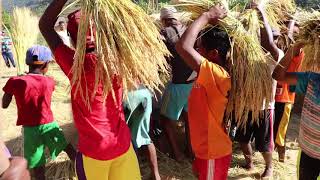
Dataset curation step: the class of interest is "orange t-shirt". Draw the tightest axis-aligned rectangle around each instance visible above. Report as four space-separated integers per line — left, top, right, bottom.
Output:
275 51 304 103
188 59 232 160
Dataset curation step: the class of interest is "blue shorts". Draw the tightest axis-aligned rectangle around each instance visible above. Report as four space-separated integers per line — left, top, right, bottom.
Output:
123 88 153 148
160 83 193 121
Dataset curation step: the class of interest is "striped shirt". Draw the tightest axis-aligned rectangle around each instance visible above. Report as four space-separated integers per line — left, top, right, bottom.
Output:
295 72 320 160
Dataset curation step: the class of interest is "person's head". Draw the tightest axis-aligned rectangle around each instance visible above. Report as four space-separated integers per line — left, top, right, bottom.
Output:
160 7 180 27
58 21 66 31
26 45 53 74
197 27 231 68
67 10 95 51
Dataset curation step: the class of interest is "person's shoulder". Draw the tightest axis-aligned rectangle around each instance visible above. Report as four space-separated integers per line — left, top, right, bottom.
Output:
202 60 229 75
7 75 24 82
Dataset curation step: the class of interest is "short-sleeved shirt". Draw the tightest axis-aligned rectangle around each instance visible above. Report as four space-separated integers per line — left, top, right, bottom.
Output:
161 25 194 84
294 72 320 160
3 74 55 126
54 44 131 160
1 38 11 53
188 59 232 159
275 52 304 103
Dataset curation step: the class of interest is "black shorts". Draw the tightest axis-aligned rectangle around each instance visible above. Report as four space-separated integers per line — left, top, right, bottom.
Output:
299 151 320 180
235 109 274 152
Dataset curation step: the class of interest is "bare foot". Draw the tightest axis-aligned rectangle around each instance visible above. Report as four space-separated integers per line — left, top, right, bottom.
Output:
261 166 273 178
241 163 254 171
278 146 286 163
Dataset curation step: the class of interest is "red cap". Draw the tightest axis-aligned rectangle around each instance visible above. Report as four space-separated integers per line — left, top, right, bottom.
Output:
67 10 95 50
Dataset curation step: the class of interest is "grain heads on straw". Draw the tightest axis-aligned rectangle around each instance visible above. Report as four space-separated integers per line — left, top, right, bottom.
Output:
73 0 170 106
296 11 320 72
174 0 273 128
10 7 39 75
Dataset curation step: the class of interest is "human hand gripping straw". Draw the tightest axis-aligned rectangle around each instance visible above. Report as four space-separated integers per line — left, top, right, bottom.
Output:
204 4 228 25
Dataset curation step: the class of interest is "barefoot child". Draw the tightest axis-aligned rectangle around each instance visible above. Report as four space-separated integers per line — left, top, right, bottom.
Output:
39 1 140 179
176 5 232 179
2 45 75 180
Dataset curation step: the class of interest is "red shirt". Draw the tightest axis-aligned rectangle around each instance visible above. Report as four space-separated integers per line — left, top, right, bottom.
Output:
3 74 55 126
54 44 131 160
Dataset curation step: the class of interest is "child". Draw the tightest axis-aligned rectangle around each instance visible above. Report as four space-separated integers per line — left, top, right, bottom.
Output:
234 3 284 177
123 86 161 180
176 5 232 179
2 45 75 180
39 1 141 179
273 42 320 180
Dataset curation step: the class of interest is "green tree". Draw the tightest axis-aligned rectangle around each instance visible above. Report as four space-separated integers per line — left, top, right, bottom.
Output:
296 0 320 9
2 11 12 32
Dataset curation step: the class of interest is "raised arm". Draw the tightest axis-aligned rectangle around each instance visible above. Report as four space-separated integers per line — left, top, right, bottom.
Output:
2 93 12 109
175 5 227 72
272 42 304 85
253 3 279 60
287 20 295 42
39 0 69 51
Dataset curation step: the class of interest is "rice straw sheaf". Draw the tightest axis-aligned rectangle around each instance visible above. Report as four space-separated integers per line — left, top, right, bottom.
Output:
10 8 39 75
296 11 320 72
73 0 170 106
174 0 273 128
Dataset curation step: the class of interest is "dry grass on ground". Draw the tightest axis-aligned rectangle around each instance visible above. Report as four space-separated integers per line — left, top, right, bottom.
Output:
0 63 300 180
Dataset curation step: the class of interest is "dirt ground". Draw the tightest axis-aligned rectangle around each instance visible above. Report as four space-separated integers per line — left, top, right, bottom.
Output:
0 62 301 180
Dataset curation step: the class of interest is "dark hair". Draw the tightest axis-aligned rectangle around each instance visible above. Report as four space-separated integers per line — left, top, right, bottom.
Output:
200 27 231 61
58 21 65 25
29 63 48 71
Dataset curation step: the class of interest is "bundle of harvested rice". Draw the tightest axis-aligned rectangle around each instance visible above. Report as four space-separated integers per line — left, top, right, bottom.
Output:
296 11 320 72
174 0 273 128
238 9 260 40
10 8 39 75
262 0 296 29
73 0 170 105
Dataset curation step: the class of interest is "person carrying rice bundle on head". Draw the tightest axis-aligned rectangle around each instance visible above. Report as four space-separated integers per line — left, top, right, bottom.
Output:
39 0 170 179
273 11 320 180
2 45 76 180
176 4 232 180
273 19 304 163
39 3 141 180
233 2 285 178
159 6 195 162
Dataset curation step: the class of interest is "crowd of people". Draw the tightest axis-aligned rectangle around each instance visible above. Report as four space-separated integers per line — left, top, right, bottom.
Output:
0 0 319 180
